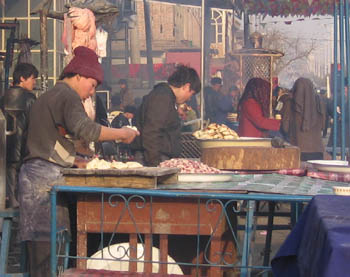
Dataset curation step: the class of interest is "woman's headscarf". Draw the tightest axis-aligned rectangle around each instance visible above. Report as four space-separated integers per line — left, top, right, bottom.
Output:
292 77 325 131
238 77 271 117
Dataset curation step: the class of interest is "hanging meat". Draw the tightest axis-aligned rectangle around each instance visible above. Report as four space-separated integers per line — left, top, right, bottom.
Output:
62 7 97 54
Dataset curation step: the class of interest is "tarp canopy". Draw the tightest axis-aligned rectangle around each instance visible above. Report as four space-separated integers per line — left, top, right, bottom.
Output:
236 0 338 17
154 0 339 17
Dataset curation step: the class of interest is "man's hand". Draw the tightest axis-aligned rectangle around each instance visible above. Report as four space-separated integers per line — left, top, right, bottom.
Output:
120 126 140 144
74 156 89 168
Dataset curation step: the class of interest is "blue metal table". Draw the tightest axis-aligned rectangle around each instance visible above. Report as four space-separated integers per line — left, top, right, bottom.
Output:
50 184 313 277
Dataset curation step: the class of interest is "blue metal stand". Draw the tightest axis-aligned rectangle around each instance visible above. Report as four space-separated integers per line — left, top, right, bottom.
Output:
0 208 28 277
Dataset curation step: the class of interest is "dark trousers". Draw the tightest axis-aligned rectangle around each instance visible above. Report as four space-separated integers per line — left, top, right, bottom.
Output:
6 162 20 207
26 241 51 277
26 240 66 276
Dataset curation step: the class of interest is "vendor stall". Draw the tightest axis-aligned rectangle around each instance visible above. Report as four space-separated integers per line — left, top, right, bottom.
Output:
49 163 350 277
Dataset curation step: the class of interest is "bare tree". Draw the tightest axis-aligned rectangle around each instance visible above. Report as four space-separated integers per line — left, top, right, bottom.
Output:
262 28 317 76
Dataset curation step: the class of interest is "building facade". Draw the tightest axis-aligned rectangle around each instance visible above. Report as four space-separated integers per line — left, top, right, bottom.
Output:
0 0 66 94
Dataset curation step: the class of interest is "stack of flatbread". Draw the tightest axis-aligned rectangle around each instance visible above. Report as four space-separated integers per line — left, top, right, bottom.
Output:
192 123 239 140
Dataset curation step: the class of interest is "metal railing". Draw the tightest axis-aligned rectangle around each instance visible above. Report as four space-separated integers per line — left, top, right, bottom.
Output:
50 186 311 277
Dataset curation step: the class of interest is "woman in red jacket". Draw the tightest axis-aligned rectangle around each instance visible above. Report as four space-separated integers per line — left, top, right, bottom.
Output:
238 78 281 137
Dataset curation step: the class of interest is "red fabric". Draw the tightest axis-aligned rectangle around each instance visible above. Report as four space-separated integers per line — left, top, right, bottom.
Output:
230 168 306 176
277 168 307 176
238 98 281 137
307 169 350 183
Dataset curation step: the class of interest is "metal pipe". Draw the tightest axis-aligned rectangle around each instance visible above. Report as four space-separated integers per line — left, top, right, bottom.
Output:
51 185 312 202
340 0 346 160
0 111 6 213
345 0 350 156
333 2 339 159
200 0 206 130
50 189 57 277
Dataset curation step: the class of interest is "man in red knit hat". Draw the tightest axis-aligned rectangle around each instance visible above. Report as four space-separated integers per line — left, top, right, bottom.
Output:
17 46 139 276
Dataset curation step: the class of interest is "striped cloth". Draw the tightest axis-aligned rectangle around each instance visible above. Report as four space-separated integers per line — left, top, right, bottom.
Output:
307 169 350 183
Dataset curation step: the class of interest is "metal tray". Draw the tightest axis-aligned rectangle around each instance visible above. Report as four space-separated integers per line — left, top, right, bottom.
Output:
307 160 350 173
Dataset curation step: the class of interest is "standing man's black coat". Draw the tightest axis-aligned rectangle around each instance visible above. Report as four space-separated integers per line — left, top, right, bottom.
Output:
134 83 181 166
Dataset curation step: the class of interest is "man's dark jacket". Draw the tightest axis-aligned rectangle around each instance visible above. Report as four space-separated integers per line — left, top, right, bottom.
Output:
133 83 181 166
2 86 36 163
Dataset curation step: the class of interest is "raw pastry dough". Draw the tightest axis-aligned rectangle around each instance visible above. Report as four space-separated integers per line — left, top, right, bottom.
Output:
125 161 143 168
110 161 128 169
86 158 143 169
86 157 111 169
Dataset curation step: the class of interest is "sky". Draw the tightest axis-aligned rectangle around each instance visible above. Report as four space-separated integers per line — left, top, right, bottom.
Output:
254 15 335 87
258 15 334 39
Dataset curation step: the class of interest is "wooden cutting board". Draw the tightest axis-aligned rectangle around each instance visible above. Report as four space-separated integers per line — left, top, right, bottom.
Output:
61 167 179 189
201 146 300 170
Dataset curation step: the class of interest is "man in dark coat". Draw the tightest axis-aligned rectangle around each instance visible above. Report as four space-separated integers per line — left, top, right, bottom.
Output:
1 63 38 207
133 65 201 166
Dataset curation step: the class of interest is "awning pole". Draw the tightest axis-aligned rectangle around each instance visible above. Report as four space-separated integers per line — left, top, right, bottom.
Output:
200 0 205 130
345 0 350 156
339 0 346 160
333 2 339 160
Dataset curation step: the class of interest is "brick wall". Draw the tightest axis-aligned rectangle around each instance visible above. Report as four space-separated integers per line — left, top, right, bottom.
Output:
135 2 201 50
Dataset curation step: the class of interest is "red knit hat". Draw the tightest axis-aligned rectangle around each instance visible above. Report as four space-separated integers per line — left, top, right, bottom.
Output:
63 46 103 83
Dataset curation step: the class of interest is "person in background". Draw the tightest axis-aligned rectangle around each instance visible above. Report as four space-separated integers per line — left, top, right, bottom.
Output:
273 86 292 141
204 77 222 122
109 93 121 112
318 89 330 139
326 86 349 151
111 105 137 160
111 105 137 128
283 77 326 161
133 65 201 166
134 96 142 108
0 63 38 208
212 85 240 129
17 46 139 276
238 77 281 138
118 79 134 111
178 103 200 132
229 85 240 113
186 93 200 117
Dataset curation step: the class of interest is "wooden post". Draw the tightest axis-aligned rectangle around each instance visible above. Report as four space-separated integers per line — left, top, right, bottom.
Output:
40 9 49 92
31 0 52 93
129 16 141 64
